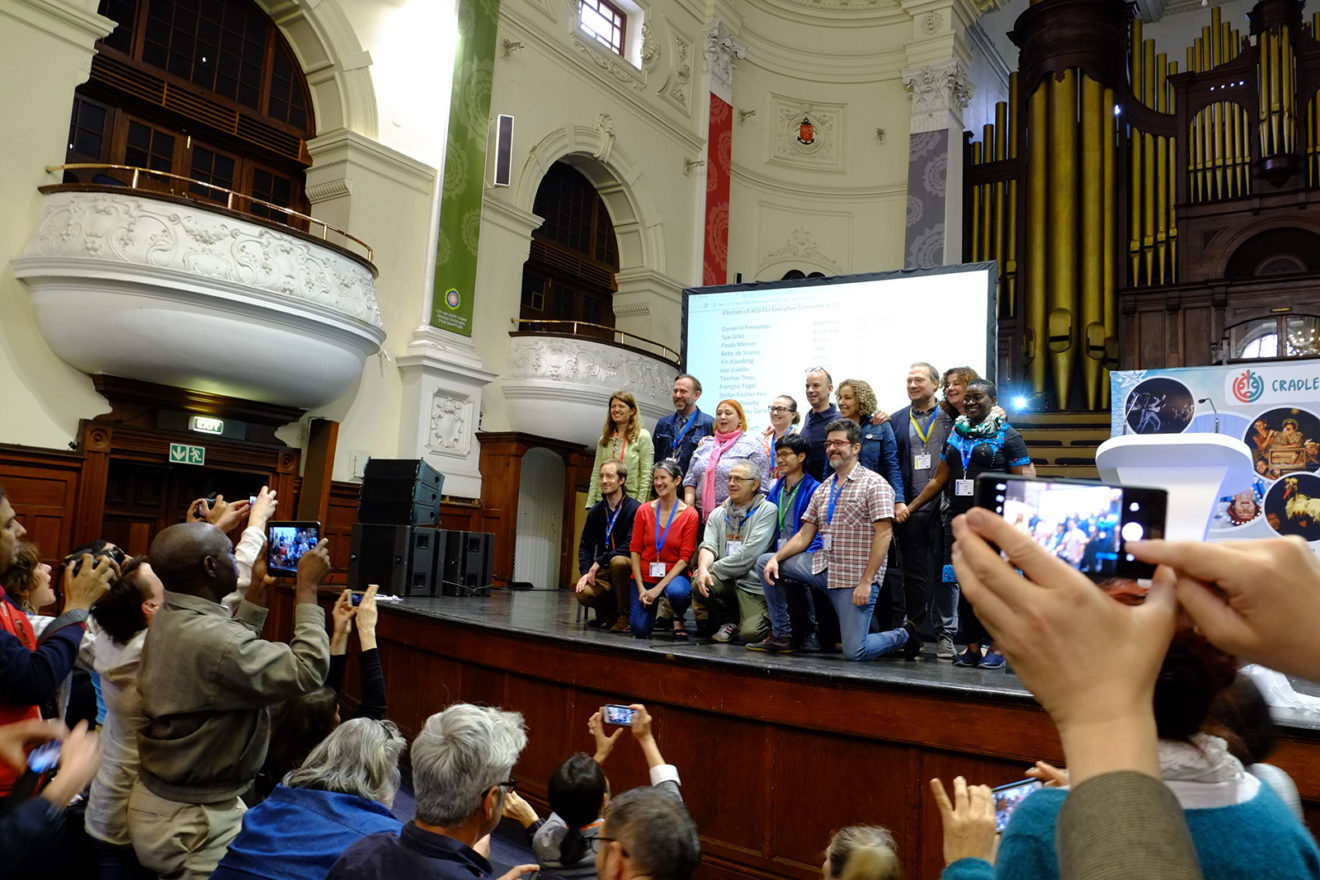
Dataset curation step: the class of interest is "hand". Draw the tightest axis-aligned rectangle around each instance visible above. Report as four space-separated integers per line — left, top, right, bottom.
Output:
248 486 278 530
246 545 273 607
588 710 623 763
0 719 67 773
1128 536 1320 678
1026 760 1068 787
201 495 250 533
294 539 332 600
331 589 356 652
629 703 654 740
497 866 540 880
356 584 380 650
575 574 591 594
930 777 997 866
502 789 539 827
762 556 780 586
63 554 116 613
694 569 713 597
639 585 660 607
991 405 1007 420
952 508 1177 782
761 424 774 438
41 721 101 808
894 502 910 524
870 410 890 426
852 581 872 607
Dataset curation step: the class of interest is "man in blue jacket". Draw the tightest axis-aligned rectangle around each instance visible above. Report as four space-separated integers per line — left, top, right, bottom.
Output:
652 374 714 478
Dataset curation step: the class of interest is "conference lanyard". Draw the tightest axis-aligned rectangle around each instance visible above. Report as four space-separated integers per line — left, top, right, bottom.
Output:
605 501 623 550
826 476 845 525
910 408 938 447
654 500 679 551
958 436 984 474
611 434 628 462
727 501 760 540
776 479 802 535
673 410 699 447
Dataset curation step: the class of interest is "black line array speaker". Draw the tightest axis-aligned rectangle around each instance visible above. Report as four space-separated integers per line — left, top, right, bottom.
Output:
348 523 439 597
359 458 443 525
490 114 514 187
439 530 494 597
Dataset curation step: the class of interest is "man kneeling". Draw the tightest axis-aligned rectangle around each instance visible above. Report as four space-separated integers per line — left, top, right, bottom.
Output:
691 462 776 644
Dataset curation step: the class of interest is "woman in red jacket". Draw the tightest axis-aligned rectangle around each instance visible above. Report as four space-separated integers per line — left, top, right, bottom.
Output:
629 460 698 639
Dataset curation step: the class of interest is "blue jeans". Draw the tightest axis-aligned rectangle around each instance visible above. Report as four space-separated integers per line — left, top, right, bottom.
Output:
761 551 909 661
938 515 962 640
630 576 692 636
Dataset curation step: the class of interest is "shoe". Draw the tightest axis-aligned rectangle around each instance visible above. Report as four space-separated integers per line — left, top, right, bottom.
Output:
901 621 923 661
798 632 822 653
653 616 673 631
953 646 981 667
671 626 689 640
746 634 795 653
711 622 737 643
610 618 631 634
979 649 1006 670
935 635 955 660
587 616 607 628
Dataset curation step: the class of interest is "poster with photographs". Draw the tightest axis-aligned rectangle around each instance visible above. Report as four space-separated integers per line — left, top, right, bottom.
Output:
1111 361 1320 548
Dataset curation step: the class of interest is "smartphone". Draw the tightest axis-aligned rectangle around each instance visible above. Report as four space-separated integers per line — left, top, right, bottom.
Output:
266 521 322 576
26 741 60 775
992 778 1042 832
249 495 258 506
603 704 636 726
974 474 1167 580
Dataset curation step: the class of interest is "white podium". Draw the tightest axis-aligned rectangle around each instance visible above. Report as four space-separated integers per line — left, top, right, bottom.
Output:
1095 433 1255 541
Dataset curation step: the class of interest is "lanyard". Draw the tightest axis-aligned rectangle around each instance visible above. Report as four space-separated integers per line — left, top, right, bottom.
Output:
910 408 938 447
673 410 699 447
776 478 802 534
604 500 623 550
957 435 980 474
611 433 628 462
727 501 760 539
826 475 845 525
654 500 679 552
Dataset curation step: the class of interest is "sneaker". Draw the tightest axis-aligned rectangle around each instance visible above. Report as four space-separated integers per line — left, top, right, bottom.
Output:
935 635 956 660
979 649 1007 670
901 621 923 660
610 618 632 634
746 634 795 653
711 622 737 643
953 646 981 667
797 632 822 653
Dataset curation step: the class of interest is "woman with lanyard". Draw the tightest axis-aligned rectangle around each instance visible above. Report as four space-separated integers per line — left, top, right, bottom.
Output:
836 379 905 510
586 391 654 507
903 378 1033 669
759 396 801 478
629 460 699 639
682 400 770 522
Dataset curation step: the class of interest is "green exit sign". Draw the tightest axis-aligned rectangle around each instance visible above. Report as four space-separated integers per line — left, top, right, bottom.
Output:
169 443 206 466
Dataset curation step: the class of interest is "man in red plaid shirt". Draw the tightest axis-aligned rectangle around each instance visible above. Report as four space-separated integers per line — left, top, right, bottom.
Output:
749 419 920 661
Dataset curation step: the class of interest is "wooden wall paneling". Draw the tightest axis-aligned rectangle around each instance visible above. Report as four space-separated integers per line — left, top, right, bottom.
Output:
75 422 113 547
1184 305 1214 365
1138 307 1167 369
0 446 83 563
296 418 338 526
325 480 360 583
500 674 578 804
477 434 523 587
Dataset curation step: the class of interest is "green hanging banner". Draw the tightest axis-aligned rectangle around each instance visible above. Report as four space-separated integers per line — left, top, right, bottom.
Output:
430 0 501 336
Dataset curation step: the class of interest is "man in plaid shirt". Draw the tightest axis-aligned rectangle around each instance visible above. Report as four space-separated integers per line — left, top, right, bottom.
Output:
748 419 921 661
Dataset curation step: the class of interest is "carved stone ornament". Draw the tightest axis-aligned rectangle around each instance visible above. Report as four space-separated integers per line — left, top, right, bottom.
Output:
661 32 693 110
641 20 661 69
770 95 844 170
704 20 746 105
901 60 974 135
594 113 616 164
507 337 673 402
23 190 383 327
570 27 646 91
766 227 842 274
429 392 474 457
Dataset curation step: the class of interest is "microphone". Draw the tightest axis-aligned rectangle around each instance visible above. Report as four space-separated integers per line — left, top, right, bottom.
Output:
1197 397 1220 434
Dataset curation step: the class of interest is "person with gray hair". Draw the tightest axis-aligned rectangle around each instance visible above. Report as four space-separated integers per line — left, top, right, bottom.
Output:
595 786 700 880
328 703 538 880
213 717 407 880
691 461 778 643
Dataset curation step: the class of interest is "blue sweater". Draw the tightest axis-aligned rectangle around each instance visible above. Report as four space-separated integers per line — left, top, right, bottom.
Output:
943 784 1320 880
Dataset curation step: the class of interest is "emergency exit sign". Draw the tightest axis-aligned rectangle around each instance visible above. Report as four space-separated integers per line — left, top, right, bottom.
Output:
169 443 206 466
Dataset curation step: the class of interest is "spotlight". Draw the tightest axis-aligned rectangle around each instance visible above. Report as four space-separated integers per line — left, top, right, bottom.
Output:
1012 395 1029 411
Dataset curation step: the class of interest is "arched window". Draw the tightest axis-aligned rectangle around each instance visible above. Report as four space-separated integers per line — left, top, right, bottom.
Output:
64 0 314 220
1227 314 1320 360
520 162 620 333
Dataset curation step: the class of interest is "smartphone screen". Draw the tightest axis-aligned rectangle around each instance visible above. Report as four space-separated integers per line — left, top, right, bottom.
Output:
267 522 321 576
992 778 1042 832
974 474 1166 580
603 704 635 726
27 740 60 775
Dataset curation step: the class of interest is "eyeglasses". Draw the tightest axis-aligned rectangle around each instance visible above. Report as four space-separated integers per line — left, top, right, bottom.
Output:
768 406 792 414
727 476 754 484
598 836 630 858
493 778 517 793
824 440 854 449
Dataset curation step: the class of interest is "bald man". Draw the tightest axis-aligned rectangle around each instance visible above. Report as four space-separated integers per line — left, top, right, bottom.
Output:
128 522 332 879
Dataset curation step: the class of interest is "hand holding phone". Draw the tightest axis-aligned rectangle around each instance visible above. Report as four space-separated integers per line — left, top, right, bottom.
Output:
602 704 635 726
266 521 322 576
992 778 1042 832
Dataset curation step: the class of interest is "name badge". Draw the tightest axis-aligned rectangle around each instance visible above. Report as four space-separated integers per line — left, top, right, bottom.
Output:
821 534 833 551
726 540 743 556
954 479 974 497
649 561 667 577
915 453 932 470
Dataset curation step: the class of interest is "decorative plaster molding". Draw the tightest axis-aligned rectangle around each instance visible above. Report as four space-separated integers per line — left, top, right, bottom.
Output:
506 337 674 401
570 28 647 91
305 179 353 203
306 128 438 194
769 95 845 171
704 20 747 104
661 31 693 112
22 190 382 326
593 113 616 163
641 19 662 69
765 227 843 274
902 59 974 134
428 391 475 457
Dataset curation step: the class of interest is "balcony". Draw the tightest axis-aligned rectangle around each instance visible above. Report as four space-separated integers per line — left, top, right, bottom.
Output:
12 166 385 409
503 321 679 447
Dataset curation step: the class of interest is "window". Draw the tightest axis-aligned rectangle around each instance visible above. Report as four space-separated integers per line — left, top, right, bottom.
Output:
1229 315 1320 360
578 0 626 56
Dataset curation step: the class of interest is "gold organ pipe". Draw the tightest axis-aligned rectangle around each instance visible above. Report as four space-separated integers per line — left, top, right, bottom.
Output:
1131 102 1144 279
1189 114 1200 203
1144 39 1156 108
1214 101 1226 199
1282 27 1294 152
1082 75 1103 408
1132 19 1144 101
971 142 982 260
1102 85 1116 409
1027 83 1048 394
1009 74 1020 160
1007 177 1018 319
1155 54 1169 282
1222 22 1232 64
1212 7 1221 66
981 127 993 260
1050 70 1079 406
1202 27 1212 72
1144 128 1155 280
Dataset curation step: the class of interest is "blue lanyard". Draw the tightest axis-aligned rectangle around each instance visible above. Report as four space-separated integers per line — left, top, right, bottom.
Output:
826 475 845 525
673 410 699 447
958 436 978 474
727 501 760 539
604 501 623 550
654 501 679 551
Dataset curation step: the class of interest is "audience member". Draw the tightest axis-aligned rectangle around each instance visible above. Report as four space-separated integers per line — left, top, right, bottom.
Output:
594 778 699 880
325 584 387 721
327 703 536 880
652 375 715 478
823 825 902 880
587 392 655 507
85 557 164 879
0 543 54 616
577 461 642 632
906 379 1032 668
629 461 698 638
761 395 801 478
800 369 841 482
682 399 770 521
219 486 278 612
213 717 407 880
1208 675 1303 821
692 462 777 643
129 524 331 879
751 420 918 661
892 362 954 653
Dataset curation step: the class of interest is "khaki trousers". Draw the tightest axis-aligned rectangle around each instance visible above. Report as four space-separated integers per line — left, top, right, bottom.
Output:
576 555 632 623
128 778 246 880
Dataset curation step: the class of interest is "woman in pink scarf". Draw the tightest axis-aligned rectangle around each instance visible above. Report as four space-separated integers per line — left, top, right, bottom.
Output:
682 400 771 519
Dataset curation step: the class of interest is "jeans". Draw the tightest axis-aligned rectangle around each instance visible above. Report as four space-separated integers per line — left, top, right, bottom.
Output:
630 575 693 636
936 515 961 640
761 551 909 661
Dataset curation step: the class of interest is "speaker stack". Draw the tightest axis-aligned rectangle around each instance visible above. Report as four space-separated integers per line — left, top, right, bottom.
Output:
347 458 495 597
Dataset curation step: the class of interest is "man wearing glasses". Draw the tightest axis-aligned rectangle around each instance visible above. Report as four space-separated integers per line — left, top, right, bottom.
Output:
691 462 778 643
329 703 538 880
749 420 920 661
800 368 840 482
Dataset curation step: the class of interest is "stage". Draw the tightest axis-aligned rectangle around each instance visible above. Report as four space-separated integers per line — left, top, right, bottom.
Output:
268 586 1320 880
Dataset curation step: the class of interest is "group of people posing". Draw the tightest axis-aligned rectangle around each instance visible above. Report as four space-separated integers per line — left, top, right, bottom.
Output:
574 365 1034 666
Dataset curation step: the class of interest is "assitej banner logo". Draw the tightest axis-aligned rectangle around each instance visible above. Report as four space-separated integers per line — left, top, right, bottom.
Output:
1225 365 1320 406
